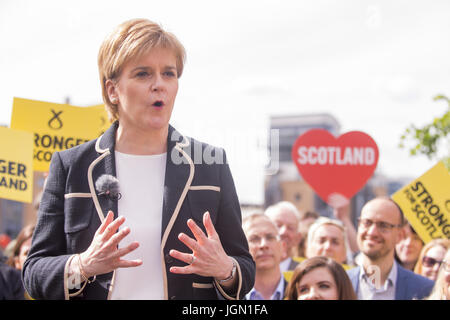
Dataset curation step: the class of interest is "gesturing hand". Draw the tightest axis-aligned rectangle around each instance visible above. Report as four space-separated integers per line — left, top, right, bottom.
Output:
169 212 233 281
79 211 142 278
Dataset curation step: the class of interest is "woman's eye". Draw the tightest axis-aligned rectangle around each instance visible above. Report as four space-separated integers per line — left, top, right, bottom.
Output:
136 71 149 77
164 71 176 77
319 283 330 289
298 286 309 293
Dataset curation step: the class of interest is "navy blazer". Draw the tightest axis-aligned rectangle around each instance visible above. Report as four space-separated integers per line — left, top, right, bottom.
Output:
23 122 255 300
347 264 434 300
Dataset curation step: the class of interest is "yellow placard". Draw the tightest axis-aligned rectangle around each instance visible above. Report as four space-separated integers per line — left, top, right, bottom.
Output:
0 127 34 203
10 97 111 172
392 161 450 243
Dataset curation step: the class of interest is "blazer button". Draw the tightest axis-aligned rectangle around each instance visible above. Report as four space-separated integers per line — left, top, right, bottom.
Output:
165 254 174 264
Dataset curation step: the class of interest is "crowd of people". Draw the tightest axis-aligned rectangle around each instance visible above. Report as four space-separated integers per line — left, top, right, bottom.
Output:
2 196 448 300
244 198 450 300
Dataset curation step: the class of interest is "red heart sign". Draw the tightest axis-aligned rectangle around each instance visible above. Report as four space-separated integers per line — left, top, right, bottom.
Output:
291 129 379 208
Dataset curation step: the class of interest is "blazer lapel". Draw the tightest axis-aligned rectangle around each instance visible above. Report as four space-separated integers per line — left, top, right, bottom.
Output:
348 267 360 294
160 125 195 300
161 125 194 234
394 265 408 300
89 121 118 222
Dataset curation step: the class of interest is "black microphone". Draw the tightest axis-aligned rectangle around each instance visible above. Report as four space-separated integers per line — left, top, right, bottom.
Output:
95 174 121 200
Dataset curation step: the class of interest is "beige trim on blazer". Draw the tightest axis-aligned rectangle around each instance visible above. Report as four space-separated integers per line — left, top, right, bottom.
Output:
192 282 214 289
64 193 92 199
88 151 110 224
213 257 243 300
63 254 73 300
189 185 221 192
160 136 195 300
64 254 88 300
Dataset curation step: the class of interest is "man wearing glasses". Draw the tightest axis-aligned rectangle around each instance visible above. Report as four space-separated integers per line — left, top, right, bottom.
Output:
347 197 434 300
243 213 287 300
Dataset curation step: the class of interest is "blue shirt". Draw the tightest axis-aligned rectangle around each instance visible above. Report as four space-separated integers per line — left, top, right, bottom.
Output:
357 261 398 300
246 274 285 300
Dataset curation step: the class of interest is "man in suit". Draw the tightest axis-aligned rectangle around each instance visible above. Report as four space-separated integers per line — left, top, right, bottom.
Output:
243 213 287 300
347 197 434 300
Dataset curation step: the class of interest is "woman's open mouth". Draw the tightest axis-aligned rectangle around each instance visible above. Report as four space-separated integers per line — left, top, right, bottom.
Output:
152 100 164 107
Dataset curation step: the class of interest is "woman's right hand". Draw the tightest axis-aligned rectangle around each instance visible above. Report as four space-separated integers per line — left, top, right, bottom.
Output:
79 211 142 278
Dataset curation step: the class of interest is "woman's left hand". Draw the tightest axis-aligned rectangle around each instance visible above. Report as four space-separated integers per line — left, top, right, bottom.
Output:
169 211 233 281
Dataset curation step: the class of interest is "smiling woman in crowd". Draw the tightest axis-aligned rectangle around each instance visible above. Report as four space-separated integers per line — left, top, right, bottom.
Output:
414 238 450 281
426 249 450 300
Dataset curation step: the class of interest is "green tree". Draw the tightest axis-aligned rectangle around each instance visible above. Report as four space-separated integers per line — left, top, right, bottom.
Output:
399 94 450 169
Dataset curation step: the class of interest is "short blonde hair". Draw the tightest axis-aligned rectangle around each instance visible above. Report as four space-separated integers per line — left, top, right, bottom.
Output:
98 18 186 121
306 217 352 264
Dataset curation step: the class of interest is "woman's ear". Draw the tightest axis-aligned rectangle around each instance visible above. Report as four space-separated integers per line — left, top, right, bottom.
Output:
105 79 119 104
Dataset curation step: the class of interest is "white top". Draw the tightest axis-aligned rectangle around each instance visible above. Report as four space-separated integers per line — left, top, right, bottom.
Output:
110 151 167 300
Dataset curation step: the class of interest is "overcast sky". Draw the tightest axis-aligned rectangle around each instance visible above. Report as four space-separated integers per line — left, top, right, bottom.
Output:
1 0 449 204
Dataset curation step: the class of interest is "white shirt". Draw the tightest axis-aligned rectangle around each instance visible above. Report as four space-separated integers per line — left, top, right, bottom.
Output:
358 261 398 300
110 151 166 300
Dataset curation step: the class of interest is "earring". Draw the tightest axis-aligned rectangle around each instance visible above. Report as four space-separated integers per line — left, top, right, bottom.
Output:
111 98 117 104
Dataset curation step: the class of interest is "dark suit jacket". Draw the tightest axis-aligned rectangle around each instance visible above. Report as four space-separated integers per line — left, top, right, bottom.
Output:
23 122 255 300
347 263 434 300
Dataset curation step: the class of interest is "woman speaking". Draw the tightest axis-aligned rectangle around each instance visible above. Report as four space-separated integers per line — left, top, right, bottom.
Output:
23 18 255 300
